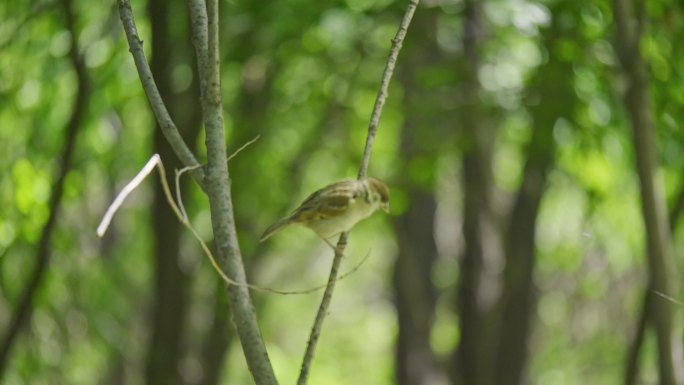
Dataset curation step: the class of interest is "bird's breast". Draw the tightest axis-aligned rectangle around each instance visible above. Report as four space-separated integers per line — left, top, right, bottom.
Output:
306 199 375 238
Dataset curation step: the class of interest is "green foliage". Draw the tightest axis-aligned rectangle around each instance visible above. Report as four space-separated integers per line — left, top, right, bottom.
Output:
2 0 684 384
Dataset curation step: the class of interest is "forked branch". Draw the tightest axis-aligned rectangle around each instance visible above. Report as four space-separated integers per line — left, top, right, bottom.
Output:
117 0 206 188
118 0 277 382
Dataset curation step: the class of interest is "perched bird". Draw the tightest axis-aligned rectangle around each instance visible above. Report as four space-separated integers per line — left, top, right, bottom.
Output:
260 177 390 242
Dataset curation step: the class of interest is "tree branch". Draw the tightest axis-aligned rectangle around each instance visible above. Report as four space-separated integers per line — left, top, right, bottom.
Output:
357 0 419 180
297 1 420 383
0 0 88 377
117 0 206 189
118 0 275 382
187 0 209 93
189 0 278 383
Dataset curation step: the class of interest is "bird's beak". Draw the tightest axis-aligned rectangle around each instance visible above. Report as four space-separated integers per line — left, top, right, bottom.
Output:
381 202 390 213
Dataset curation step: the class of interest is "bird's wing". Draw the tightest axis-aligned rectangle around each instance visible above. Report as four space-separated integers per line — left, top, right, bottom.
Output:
294 179 359 221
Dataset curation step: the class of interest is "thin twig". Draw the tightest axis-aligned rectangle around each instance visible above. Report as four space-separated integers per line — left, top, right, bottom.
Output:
651 289 684 308
357 0 419 180
0 0 88 377
175 135 261 220
297 1 420 383
117 0 206 189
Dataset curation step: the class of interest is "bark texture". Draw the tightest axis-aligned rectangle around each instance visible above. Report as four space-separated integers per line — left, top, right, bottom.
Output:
190 0 277 382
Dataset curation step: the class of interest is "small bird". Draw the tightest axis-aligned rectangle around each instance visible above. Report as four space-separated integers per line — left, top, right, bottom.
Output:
260 177 390 242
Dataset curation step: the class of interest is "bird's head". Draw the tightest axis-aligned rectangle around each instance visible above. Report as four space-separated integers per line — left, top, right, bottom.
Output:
368 177 390 213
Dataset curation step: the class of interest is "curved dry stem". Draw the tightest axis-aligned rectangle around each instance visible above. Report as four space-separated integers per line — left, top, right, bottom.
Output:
175 135 261 220
97 153 370 296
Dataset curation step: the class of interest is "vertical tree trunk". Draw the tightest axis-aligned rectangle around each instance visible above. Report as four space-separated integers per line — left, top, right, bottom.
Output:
145 0 202 383
451 2 579 384
625 180 684 384
613 0 684 383
393 190 439 385
624 290 651 385
198 279 234 385
452 1 501 384
392 9 442 385
493 4 577 383
494 68 568 385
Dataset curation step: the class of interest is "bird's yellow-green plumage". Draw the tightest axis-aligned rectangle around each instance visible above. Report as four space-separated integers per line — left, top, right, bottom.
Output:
260 177 389 242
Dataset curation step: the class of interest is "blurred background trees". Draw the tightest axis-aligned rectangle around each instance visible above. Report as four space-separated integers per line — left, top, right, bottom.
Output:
1 0 684 384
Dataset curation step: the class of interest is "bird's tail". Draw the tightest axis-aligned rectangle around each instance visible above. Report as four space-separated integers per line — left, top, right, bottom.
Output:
259 217 292 242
